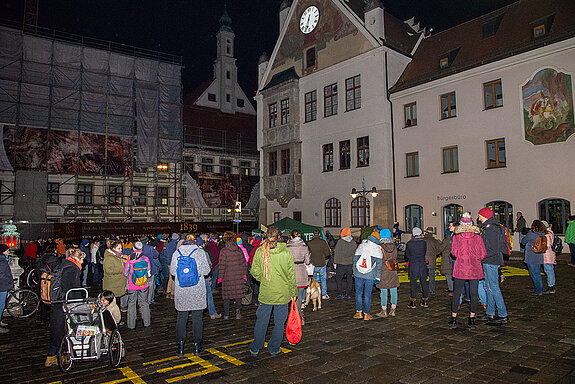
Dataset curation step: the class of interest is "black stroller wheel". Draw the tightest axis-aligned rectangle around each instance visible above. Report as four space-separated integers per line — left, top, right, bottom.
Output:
57 336 73 372
108 330 122 368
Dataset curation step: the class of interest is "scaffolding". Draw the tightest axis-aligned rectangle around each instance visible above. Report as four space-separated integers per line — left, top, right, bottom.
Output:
0 21 184 223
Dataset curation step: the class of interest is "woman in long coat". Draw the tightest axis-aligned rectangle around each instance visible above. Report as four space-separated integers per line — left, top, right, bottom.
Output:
286 229 311 324
376 229 400 317
219 231 247 319
103 241 127 298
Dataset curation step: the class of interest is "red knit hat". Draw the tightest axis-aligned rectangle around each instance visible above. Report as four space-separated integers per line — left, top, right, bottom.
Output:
478 207 494 219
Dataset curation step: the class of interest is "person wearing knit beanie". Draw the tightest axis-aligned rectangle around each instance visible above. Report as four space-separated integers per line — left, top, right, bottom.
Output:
379 228 393 243
340 227 352 238
478 207 494 220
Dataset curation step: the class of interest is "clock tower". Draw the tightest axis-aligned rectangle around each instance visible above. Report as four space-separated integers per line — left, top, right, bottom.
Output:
214 7 238 114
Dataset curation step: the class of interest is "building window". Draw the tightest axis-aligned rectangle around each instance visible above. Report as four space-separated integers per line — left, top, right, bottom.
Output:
482 15 503 38
237 98 244 107
208 93 216 102
273 212 281 222
293 211 302 222
442 146 459 173
240 161 251 176
281 149 290 174
324 198 341 227
157 187 169 206
108 185 124 205
357 136 369 167
133 186 147 206
533 24 546 38
486 138 506 168
486 201 513 230
322 143 333 172
305 90 317 123
281 98 290 125
484 79 503 109
538 198 571 235
268 152 277 176
351 197 370 227
339 140 350 170
439 57 449 69
201 157 214 173
345 75 361 111
268 102 277 128
404 102 417 127
406 152 419 177
220 159 232 174
77 183 93 205
305 46 316 68
226 94 231 103
47 182 59 204
324 83 338 117
405 204 423 232
226 70 230 79
441 92 456 119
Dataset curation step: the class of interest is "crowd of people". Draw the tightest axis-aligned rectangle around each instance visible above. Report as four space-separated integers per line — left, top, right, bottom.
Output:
0 207 574 365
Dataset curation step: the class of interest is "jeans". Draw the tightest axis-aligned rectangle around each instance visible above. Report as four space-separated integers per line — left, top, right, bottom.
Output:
519 233 526 253
82 264 88 287
483 264 508 317
478 279 487 305
161 263 170 291
0 291 7 323
445 275 454 292
354 277 373 314
314 266 328 297
527 263 544 294
211 264 219 291
409 275 429 299
428 269 436 293
223 298 242 317
452 278 479 315
250 302 288 355
335 264 353 296
176 310 203 344
380 287 397 307
127 289 150 329
543 263 555 287
205 280 217 316
569 243 575 265
92 264 102 286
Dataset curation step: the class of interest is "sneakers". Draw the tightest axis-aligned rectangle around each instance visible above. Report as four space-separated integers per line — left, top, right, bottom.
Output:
448 317 457 329
407 299 417 309
0 327 8 334
353 311 363 319
468 317 476 329
389 305 396 317
544 286 556 294
421 299 429 308
488 316 508 325
335 295 345 300
210 313 222 319
375 308 388 318
322 295 330 300
177 342 185 357
44 355 58 367
363 313 373 321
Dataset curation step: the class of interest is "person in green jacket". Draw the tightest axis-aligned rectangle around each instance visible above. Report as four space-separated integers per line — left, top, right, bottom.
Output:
250 226 297 356
566 216 575 266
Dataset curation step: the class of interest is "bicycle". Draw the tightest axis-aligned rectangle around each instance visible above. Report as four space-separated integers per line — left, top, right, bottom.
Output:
5 277 40 318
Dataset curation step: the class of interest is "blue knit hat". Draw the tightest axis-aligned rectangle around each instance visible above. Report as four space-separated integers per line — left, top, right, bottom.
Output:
379 228 392 243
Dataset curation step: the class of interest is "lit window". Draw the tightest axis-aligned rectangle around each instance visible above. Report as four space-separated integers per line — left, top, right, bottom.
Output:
346 75 361 111
157 187 169 206
533 24 546 38
240 161 251 176
281 98 290 125
322 143 333 172
305 90 317 122
486 138 506 168
268 102 277 128
439 57 449 68
108 185 124 205
404 102 417 127
339 140 350 170
406 152 419 177
324 83 338 117
442 146 459 173
484 79 503 109
357 136 369 167
324 198 341 227
351 197 370 227
441 92 456 119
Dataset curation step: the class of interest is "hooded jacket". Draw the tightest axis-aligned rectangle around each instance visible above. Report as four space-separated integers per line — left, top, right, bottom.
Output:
543 229 556 265
565 220 575 244
451 225 486 280
481 216 504 266
405 236 427 278
376 242 399 289
521 230 545 265
103 249 128 297
352 237 383 281
251 243 297 305
287 237 311 287
307 234 331 267
333 236 357 265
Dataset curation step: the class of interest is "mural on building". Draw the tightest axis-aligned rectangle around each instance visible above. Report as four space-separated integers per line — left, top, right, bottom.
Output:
522 68 574 145
1 125 132 176
190 171 259 209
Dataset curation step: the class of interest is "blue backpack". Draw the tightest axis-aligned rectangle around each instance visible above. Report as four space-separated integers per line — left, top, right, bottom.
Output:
177 248 200 288
131 257 149 287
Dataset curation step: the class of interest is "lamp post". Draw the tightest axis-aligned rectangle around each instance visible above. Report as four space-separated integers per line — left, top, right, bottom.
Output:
350 177 378 199
2 220 23 282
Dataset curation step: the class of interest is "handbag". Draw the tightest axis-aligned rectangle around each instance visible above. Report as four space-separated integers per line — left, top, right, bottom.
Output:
285 298 302 345
383 249 398 271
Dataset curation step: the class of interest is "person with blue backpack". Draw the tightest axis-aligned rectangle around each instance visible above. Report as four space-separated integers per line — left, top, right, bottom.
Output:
170 234 211 357
123 242 151 329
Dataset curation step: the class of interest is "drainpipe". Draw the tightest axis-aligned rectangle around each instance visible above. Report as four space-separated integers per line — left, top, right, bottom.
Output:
384 51 397 222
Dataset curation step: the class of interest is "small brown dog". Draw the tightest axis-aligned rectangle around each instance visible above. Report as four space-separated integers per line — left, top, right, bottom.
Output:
302 277 322 311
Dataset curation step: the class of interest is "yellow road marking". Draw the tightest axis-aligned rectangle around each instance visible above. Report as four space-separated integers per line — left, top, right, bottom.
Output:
143 355 179 366
100 367 147 384
164 354 221 383
221 339 252 348
206 348 245 366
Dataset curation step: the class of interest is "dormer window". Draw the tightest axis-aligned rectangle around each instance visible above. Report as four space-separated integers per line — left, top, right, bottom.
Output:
438 48 459 70
533 24 546 38
482 14 504 38
531 14 555 40
439 57 449 69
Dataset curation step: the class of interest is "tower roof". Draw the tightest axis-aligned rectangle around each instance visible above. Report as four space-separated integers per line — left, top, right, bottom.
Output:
219 7 233 32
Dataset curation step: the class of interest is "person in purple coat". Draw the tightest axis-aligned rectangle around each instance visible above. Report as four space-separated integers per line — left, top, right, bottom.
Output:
448 212 486 329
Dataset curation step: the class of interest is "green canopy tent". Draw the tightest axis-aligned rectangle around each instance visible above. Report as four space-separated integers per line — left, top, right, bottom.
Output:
252 217 323 241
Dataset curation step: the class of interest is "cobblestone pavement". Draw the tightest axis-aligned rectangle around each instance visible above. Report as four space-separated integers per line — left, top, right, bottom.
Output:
1 256 575 384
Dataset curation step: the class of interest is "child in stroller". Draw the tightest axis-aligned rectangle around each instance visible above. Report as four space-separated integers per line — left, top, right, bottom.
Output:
57 288 124 372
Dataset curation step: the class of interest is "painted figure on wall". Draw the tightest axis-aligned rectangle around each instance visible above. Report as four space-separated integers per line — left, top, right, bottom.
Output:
522 68 574 145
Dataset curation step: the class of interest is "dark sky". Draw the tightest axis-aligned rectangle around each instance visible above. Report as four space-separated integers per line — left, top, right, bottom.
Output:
1 0 517 102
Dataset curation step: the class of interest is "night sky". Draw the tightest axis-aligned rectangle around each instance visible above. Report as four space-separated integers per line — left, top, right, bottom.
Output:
1 0 517 103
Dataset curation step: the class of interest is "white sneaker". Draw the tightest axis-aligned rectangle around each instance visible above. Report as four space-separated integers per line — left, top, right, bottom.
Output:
0 327 9 334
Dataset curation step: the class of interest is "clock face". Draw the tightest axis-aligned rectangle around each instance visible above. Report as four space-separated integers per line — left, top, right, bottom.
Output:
300 6 319 34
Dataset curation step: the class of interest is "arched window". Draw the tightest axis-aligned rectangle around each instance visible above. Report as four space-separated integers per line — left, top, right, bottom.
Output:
405 204 423 232
324 198 341 227
538 198 571 235
486 201 513 229
351 197 370 227
442 204 463 234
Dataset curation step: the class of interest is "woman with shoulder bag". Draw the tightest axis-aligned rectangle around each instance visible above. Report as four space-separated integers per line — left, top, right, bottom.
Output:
376 229 400 318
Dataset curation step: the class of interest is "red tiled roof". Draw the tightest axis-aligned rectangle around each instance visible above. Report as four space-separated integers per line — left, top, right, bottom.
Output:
383 12 421 56
183 104 256 136
183 79 213 106
391 0 575 93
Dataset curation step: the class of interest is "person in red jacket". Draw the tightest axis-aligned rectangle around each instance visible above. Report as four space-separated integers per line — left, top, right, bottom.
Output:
25 240 38 267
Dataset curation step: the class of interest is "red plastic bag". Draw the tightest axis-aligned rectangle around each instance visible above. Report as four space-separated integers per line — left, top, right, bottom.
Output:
286 298 302 345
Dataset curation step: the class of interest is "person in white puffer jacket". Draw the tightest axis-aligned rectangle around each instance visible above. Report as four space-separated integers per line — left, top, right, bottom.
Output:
352 230 383 321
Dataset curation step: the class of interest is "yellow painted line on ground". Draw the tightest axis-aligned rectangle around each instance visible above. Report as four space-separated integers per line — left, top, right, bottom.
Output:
99 367 147 384
47 382 63 384
206 348 245 366
220 339 252 348
143 355 179 366
164 354 221 383
264 342 292 354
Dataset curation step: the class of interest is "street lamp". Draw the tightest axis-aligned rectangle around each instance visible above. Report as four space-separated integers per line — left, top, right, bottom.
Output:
350 186 378 199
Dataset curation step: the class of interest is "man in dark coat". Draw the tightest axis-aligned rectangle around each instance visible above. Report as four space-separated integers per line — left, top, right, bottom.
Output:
307 229 331 299
405 227 429 308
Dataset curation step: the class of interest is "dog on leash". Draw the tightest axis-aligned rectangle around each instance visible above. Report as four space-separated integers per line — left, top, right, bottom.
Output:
302 277 322 311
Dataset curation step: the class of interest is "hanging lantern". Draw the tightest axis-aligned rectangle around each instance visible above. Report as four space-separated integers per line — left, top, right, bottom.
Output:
1 220 20 251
